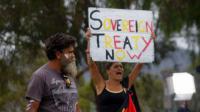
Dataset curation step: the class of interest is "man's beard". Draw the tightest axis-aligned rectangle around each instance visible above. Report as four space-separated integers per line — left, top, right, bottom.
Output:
60 56 78 78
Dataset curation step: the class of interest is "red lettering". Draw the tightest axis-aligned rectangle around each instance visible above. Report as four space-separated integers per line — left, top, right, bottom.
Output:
146 21 156 39
129 20 135 32
114 35 122 49
142 37 152 52
111 20 117 31
126 51 142 59
146 21 153 34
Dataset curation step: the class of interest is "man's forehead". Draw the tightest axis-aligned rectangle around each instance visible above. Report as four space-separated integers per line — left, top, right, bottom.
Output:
63 46 74 52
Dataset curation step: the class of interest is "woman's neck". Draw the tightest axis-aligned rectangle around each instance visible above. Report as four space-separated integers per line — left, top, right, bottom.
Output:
106 79 123 91
107 79 121 86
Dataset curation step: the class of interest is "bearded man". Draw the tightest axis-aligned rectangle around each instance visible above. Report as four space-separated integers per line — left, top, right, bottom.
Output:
25 33 80 112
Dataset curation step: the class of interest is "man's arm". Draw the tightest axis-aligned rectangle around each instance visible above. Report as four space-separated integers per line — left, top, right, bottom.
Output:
75 102 81 112
25 74 44 112
26 99 40 112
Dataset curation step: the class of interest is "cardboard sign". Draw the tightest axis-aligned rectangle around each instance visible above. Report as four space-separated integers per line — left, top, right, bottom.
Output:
88 7 155 62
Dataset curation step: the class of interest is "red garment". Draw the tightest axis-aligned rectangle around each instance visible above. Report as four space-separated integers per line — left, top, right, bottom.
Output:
122 94 137 112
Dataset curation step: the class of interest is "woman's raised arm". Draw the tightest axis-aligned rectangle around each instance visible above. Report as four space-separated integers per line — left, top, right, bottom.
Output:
85 28 105 95
128 63 144 88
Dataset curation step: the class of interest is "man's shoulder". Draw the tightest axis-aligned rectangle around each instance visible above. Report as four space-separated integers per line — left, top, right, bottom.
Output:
32 64 49 78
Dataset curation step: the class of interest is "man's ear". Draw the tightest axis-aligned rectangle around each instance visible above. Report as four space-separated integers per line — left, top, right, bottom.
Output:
55 51 62 59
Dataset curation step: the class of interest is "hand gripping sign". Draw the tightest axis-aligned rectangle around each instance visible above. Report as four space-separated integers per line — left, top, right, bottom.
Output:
88 7 155 63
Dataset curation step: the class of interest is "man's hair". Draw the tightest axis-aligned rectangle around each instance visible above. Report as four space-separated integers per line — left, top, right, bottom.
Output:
45 33 76 60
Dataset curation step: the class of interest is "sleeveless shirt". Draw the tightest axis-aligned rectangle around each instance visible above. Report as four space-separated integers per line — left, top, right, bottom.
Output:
96 86 126 112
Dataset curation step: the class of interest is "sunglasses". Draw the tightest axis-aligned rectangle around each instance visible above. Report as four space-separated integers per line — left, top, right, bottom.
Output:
63 75 71 88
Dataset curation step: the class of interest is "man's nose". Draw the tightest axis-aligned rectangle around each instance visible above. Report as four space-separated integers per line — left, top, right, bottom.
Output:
70 53 76 60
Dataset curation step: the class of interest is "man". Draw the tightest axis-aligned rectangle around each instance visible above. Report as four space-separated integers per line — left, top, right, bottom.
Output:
26 33 80 112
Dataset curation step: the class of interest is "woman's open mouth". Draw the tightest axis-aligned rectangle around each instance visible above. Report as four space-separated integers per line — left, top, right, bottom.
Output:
116 71 122 75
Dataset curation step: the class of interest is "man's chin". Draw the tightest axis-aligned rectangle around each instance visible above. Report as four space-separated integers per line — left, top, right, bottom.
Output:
62 61 78 78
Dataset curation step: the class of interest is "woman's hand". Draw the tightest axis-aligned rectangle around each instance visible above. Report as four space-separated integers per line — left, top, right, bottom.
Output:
85 28 91 53
85 28 105 95
85 28 91 42
85 28 92 65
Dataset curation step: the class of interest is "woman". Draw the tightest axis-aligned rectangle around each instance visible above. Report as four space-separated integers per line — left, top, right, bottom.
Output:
85 29 143 112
